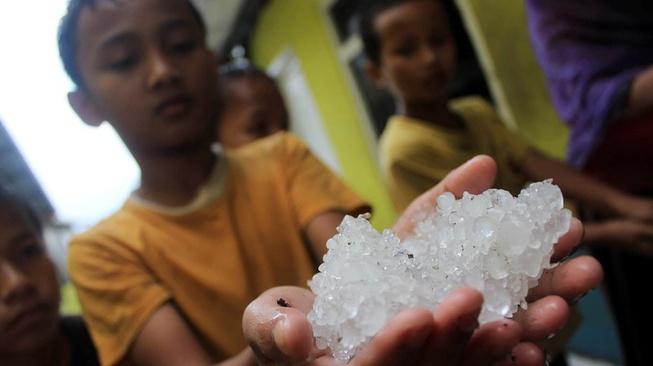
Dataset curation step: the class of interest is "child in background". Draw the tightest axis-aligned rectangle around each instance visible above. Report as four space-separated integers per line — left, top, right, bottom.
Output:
361 0 653 255
217 60 289 149
57 0 602 365
0 185 100 366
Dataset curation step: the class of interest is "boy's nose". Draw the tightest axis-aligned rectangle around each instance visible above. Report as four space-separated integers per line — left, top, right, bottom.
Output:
147 51 181 89
0 261 33 303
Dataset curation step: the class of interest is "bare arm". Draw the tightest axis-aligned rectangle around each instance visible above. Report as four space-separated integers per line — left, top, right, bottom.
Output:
520 149 653 220
623 64 653 119
130 302 256 366
304 211 348 265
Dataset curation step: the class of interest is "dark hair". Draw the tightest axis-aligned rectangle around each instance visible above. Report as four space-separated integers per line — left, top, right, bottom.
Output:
358 0 448 64
0 184 43 236
57 0 207 88
218 59 279 91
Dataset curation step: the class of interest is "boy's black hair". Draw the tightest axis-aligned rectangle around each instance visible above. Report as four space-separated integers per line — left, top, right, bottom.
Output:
57 0 207 88
357 0 452 65
0 184 43 236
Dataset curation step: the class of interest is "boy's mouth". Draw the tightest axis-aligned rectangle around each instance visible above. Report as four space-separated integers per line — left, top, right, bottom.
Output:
155 95 193 118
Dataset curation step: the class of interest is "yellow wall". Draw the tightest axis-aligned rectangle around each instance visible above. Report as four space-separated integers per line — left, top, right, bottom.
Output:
456 0 568 159
250 0 397 230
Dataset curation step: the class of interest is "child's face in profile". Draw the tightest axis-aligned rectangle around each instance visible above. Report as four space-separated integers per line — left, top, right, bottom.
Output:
218 76 289 149
0 204 60 354
373 0 456 105
72 0 219 153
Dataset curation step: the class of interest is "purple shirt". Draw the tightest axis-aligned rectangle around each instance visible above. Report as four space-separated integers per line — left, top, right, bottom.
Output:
525 0 653 167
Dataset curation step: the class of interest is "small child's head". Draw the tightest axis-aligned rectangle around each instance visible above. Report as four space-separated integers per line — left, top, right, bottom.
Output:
0 186 60 355
358 0 457 106
58 0 220 156
217 62 289 149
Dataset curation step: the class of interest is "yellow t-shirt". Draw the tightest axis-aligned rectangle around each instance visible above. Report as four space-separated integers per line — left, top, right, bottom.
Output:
68 132 369 366
378 96 531 211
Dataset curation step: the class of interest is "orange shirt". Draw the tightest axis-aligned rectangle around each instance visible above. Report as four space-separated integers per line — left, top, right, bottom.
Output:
68 132 369 366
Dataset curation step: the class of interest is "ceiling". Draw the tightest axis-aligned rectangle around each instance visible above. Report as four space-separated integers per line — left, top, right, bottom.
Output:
192 0 244 51
192 0 268 62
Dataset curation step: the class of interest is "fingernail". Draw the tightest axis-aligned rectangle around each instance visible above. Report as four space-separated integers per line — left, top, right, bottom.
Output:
273 315 290 355
406 327 431 348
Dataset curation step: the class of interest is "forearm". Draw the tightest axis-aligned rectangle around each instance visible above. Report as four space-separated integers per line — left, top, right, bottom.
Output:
623 65 653 119
521 150 627 214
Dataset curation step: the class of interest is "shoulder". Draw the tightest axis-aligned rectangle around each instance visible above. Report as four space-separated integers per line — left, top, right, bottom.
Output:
225 131 312 169
450 95 497 116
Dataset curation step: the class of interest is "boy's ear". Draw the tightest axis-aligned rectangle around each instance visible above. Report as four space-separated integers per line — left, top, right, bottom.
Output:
363 60 386 87
67 90 105 127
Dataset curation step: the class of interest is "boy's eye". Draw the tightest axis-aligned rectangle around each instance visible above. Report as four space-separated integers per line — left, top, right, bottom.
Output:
395 43 416 57
20 243 44 259
108 56 138 72
170 40 197 54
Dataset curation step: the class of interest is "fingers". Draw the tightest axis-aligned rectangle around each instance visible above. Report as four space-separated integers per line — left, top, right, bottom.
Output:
550 217 584 263
351 288 514 366
510 296 569 342
351 307 435 366
394 155 497 239
422 288 484 366
527 255 603 303
493 342 545 366
460 319 523 366
242 286 318 365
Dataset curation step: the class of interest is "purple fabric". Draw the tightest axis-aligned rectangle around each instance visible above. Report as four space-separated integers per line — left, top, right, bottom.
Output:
525 0 653 167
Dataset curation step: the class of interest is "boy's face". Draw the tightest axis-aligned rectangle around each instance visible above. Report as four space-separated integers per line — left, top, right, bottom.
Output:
218 77 289 149
0 205 60 354
71 0 219 154
369 0 456 105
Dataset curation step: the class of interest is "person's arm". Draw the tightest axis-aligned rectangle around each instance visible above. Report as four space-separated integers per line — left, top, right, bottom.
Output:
520 149 653 222
623 64 653 119
130 303 256 366
304 211 347 263
243 155 603 366
582 220 653 256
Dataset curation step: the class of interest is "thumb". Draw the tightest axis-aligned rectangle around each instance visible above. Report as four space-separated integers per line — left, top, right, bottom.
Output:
394 155 497 239
243 286 320 365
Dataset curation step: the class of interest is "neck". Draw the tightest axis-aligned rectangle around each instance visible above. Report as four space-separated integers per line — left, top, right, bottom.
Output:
0 334 68 366
134 141 217 206
399 97 460 128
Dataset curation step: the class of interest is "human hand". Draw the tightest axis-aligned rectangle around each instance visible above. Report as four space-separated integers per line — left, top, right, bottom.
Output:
242 155 603 366
585 219 653 257
243 286 531 366
613 194 653 225
394 155 603 355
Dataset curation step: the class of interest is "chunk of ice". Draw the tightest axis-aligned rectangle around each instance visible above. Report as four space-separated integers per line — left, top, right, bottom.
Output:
307 180 571 362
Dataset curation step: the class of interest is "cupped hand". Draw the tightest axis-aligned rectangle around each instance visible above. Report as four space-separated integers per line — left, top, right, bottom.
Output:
243 286 529 366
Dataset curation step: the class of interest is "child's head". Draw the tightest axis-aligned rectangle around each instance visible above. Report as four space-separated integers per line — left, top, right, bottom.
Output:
359 0 457 106
58 0 220 156
217 63 289 149
0 186 60 355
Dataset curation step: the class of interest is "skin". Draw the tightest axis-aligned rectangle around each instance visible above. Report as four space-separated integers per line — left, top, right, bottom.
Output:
365 0 653 257
218 75 289 149
0 203 68 366
65 0 604 365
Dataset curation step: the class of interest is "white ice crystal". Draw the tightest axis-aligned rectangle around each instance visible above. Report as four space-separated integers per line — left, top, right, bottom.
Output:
307 180 571 362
